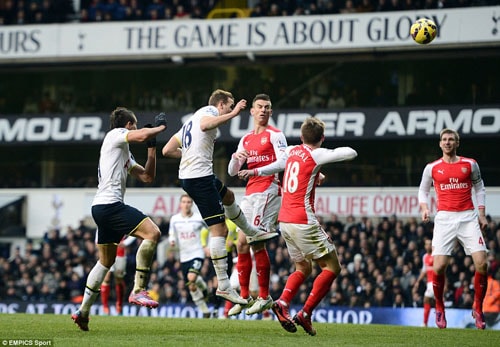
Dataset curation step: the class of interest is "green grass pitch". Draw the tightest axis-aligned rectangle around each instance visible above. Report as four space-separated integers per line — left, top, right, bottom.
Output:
0 314 499 347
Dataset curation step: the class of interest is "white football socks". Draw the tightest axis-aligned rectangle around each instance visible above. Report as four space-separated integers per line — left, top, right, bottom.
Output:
209 236 230 289
80 261 109 315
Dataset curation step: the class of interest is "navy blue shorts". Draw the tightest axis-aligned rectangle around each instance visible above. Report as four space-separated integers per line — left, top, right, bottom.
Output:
181 257 205 282
92 202 148 244
181 175 227 227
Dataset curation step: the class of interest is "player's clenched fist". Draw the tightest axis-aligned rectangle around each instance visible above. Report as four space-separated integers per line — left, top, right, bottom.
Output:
233 99 247 113
154 112 167 128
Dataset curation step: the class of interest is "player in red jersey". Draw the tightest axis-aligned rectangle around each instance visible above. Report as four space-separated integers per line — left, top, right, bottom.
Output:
227 93 287 316
413 238 434 327
418 128 488 330
240 117 357 335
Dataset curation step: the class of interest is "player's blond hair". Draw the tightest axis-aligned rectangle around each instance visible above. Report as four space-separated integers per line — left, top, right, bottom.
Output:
439 128 460 142
301 117 325 144
179 194 193 202
208 89 234 107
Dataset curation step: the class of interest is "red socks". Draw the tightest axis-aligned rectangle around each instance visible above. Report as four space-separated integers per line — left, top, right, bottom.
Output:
433 272 445 311
254 248 271 298
423 302 431 326
100 283 110 308
237 252 252 299
280 271 306 304
303 269 336 315
115 281 125 307
474 272 488 313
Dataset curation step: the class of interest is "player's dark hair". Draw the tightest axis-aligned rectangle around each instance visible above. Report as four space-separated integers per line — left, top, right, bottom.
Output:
252 93 271 107
301 117 325 144
109 107 137 129
208 89 233 107
440 128 460 142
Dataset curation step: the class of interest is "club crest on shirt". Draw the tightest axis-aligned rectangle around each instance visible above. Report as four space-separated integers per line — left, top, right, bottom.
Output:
261 137 268 145
461 167 468 174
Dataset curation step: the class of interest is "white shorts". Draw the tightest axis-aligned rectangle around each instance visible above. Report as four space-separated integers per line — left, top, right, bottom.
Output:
109 255 126 277
432 210 487 256
240 193 281 233
279 222 336 263
424 282 434 299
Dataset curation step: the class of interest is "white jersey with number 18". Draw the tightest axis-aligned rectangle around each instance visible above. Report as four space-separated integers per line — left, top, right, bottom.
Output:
174 105 219 179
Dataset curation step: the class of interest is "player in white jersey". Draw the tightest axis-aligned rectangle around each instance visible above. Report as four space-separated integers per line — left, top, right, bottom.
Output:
418 128 488 330
240 117 357 335
227 93 287 316
72 108 167 331
169 194 211 317
162 89 278 305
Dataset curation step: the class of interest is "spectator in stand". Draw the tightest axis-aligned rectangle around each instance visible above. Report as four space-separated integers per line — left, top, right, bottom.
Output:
250 3 264 17
99 0 118 19
113 0 132 21
483 268 500 328
130 0 144 20
327 88 346 108
191 6 204 19
322 0 340 14
268 3 281 16
375 0 391 11
388 0 404 11
146 0 165 19
357 0 375 12
340 0 357 13
174 4 190 19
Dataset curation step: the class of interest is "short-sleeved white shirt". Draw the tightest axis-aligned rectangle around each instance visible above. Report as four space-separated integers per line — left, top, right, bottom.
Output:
174 105 218 179
92 128 137 206
169 212 208 263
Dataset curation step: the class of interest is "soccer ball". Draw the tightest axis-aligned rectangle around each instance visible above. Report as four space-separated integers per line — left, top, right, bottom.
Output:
410 18 437 45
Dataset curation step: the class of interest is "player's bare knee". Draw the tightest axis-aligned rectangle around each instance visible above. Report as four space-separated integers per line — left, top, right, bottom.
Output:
237 241 250 254
221 189 235 205
251 243 265 252
473 256 488 274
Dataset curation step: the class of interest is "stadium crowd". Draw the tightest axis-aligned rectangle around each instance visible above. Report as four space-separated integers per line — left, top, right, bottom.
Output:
1 213 499 316
0 0 499 25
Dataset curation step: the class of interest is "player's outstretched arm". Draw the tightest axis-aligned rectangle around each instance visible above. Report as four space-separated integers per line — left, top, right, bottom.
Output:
127 113 167 144
313 147 358 165
162 135 182 159
200 99 247 131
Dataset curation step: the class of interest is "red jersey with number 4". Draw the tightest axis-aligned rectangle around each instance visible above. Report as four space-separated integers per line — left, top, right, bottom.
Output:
428 157 479 212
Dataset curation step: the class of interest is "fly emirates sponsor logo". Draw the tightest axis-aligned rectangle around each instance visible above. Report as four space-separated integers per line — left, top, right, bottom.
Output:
440 177 468 190
246 150 273 164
